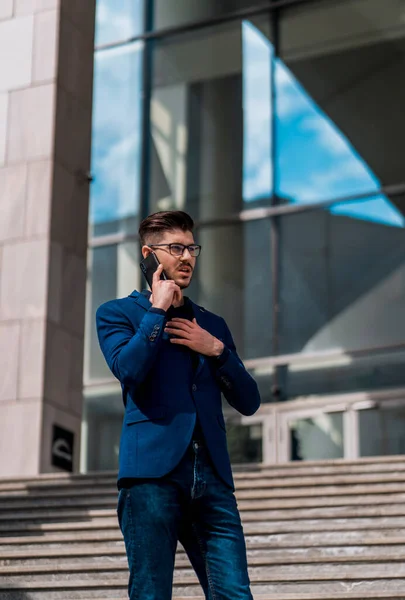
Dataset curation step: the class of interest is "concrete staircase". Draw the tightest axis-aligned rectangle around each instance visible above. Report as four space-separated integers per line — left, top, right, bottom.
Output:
1 456 405 599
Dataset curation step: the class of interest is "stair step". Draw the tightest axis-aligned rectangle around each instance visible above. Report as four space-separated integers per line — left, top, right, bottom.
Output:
4 502 405 526
3 472 405 497
4 515 405 535
2 574 405 597
3 491 405 513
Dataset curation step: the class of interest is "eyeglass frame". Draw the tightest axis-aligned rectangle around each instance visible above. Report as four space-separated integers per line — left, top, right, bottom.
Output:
148 243 202 257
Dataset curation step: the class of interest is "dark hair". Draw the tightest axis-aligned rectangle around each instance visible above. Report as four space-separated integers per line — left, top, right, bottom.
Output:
138 211 194 246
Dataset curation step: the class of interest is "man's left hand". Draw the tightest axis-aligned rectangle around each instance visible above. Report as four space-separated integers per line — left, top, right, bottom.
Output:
165 318 224 357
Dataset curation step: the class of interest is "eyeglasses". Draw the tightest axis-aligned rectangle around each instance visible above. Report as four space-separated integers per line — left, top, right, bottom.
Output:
149 243 202 257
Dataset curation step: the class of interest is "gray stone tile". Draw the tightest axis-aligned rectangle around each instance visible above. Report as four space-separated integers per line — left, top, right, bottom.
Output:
25 159 52 237
47 240 62 324
0 399 42 475
33 8 59 84
0 239 48 321
0 93 7 165
18 318 46 399
60 0 96 38
50 162 75 251
0 163 27 242
44 320 72 409
51 162 90 256
58 15 94 109
54 86 92 175
60 251 87 337
0 322 20 402
15 0 59 15
7 83 55 163
69 334 84 416
0 0 13 21
0 15 34 92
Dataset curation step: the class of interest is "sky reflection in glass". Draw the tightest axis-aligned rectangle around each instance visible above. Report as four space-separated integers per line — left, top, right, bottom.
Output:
243 21 404 227
95 0 143 46
90 15 404 229
90 42 143 226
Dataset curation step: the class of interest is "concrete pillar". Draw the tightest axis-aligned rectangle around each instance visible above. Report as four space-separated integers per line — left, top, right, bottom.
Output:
0 0 96 476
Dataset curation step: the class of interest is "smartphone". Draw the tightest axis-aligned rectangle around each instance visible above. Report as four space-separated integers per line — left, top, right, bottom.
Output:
140 252 167 289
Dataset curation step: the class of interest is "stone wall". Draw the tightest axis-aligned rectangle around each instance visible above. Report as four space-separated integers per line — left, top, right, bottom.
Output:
0 0 96 476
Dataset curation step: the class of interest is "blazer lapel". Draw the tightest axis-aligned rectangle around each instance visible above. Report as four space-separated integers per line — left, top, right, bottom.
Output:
190 300 209 380
129 290 151 311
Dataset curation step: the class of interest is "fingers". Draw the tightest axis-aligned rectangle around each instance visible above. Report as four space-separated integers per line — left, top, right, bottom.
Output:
169 338 189 346
167 318 193 329
152 263 164 284
165 323 192 336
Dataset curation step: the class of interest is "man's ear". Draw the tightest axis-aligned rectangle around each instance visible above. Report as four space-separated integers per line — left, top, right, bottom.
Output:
141 245 151 259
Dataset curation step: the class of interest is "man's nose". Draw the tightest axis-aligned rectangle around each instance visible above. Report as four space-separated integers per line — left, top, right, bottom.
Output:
181 248 192 260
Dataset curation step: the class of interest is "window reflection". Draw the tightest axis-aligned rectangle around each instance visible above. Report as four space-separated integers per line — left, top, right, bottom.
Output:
150 19 274 218
90 43 143 234
242 21 273 202
278 0 405 227
95 0 143 46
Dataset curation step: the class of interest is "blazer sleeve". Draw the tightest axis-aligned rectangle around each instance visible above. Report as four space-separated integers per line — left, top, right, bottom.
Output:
96 301 167 389
212 318 261 416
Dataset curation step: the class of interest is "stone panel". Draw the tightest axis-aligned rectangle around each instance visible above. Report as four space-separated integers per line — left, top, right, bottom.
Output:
0 15 34 92
0 239 48 321
0 93 7 165
0 0 13 21
0 400 42 475
15 0 59 15
47 241 63 324
54 86 92 175
58 14 94 109
33 9 59 84
61 0 96 38
60 252 87 337
25 160 52 237
0 163 27 242
69 334 84 416
50 163 90 256
19 319 46 399
0 322 20 402
7 83 55 163
44 321 72 409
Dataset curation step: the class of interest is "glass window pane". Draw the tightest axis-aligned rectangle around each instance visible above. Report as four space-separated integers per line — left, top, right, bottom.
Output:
359 405 405 457
289 413 344 461
90 43 143 237
226 421 263 464
84 242 141 383
276 196 405 398
153 0 262 31
149 18 274 219
82 390 123 472
95 0 144 46
277 0 405 205
190 220 273 360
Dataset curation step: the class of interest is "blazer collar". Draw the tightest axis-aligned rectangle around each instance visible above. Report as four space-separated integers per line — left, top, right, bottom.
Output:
129 289 152 311
129 290 209 380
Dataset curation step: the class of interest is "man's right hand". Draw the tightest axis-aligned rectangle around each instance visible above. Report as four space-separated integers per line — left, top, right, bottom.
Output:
151 264 181 311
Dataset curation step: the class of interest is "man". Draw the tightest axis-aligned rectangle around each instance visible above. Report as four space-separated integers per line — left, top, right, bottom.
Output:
96 210 261 599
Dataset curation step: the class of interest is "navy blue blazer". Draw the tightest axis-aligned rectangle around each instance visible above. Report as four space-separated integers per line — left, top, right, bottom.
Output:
96 290 261 488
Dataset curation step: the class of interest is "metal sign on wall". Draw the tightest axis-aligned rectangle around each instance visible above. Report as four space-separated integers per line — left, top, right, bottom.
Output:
52 425 74 472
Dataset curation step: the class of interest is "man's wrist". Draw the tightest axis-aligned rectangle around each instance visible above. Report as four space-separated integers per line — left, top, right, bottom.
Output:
211 339 225 357
151 303 168 312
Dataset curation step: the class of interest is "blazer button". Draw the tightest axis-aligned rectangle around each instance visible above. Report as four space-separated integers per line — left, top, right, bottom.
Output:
192 384 197 392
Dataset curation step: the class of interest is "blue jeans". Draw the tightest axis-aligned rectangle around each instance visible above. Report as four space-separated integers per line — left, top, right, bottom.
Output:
117 438 253 600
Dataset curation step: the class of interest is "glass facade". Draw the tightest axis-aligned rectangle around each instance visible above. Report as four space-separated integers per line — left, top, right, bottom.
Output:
82 0 405 471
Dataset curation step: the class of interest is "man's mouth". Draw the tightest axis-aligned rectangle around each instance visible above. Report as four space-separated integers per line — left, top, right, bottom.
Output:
178 267 192 274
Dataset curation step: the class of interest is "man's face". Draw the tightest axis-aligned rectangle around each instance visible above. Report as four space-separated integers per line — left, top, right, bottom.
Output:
142 229 197 290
